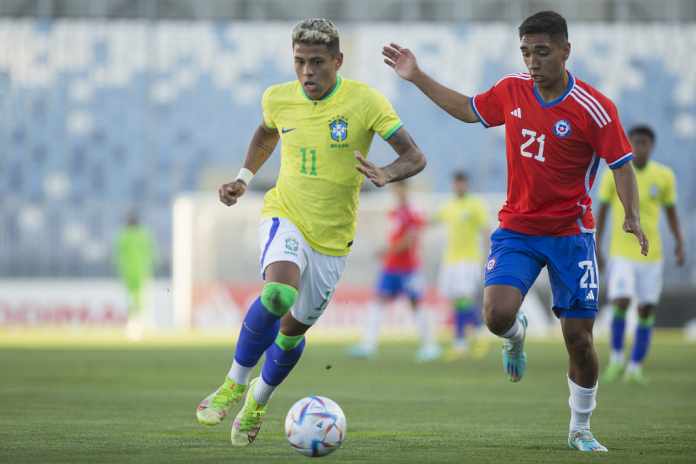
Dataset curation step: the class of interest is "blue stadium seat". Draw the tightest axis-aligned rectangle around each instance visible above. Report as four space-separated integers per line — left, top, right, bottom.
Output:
0 21 693 283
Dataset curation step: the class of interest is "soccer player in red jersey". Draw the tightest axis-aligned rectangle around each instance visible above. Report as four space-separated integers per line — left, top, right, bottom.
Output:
384 11 648 452
351 181 441 362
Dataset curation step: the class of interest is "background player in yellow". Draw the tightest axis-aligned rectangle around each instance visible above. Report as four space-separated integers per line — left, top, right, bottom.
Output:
433 171 491 360
195 18 428 446
596 125 685 384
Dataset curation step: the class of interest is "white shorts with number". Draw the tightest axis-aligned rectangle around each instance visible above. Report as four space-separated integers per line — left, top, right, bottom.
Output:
607 257 663 305
258 217 347 325
438 261 483 300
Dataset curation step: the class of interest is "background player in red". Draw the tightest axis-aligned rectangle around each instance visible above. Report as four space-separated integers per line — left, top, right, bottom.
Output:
350 181 441 362
384 10 648 452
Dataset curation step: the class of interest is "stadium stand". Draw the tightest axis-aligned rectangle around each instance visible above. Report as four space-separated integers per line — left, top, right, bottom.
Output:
1 21 695 287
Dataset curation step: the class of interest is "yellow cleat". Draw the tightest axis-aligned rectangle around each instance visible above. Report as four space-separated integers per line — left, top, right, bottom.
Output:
196 378 246 426
230 378 268 446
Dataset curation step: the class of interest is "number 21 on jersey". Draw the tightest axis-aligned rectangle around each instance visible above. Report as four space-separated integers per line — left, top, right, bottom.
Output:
520 128 546 162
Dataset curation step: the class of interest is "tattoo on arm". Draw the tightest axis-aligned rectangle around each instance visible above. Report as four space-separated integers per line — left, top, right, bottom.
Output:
381 129 427 183
244 125 280 173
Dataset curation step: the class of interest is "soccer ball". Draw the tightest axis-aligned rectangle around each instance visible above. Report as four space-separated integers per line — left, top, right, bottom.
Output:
285 396 347 457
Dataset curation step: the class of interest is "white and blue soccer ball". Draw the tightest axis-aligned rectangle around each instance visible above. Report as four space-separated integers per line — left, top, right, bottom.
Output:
285 396 347 457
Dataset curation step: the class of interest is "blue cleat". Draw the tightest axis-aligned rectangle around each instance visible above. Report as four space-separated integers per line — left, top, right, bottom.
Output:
568 430 608 452
502 312 528 382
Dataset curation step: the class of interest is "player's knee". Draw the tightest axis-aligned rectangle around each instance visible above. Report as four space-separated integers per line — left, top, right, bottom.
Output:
637 305 655 321
612 306 627 318
261 282 298 317
483 301 516 335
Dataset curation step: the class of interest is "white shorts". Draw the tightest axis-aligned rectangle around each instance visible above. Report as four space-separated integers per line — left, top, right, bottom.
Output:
607 257 663 305
438 261 483 300
259 217 347 326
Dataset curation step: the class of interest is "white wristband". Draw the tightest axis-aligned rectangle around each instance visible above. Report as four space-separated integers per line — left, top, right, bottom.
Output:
235 168 254 186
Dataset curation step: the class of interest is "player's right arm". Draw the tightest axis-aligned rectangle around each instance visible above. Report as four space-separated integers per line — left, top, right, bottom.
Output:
219 123 279 206
382 43 479 123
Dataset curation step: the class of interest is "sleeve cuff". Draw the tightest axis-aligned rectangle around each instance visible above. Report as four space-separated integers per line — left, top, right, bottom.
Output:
470 96 490 128
382 121 404 141
608 152 633 169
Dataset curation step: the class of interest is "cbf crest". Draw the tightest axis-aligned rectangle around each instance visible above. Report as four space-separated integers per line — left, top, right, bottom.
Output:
329 116 348 142
553 119 572 138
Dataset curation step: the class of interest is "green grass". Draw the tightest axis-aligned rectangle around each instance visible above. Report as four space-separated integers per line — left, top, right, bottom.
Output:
1 332 695 463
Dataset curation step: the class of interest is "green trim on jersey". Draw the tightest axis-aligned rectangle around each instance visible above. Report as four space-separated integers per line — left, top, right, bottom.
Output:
382 121 403 140
300 75 343 101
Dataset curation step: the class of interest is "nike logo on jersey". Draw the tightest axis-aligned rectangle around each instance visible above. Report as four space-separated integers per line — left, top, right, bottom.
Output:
281 127 296 134
510 108 522 119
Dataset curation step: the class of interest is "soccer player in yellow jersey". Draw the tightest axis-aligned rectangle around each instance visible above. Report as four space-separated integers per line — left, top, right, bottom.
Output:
434 172 490 360
195 18 427 446
596 125 685 384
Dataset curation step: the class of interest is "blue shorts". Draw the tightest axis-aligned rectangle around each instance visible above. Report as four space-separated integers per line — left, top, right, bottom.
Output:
484 228 599 319
376 270 424 301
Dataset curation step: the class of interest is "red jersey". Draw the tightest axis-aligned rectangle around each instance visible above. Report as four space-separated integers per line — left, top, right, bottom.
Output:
383 204 424 272
472 72 633 236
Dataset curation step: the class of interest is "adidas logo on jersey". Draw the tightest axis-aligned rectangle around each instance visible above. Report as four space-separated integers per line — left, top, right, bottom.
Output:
586 290 595 301
510 108 522 119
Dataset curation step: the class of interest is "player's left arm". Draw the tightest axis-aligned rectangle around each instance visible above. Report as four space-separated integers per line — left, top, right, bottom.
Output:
355 128 426 187
611 163 649 256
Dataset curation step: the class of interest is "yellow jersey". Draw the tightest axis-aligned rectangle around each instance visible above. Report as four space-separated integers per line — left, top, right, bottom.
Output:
260 76 403 256
436 195 490 264
598 161 677 262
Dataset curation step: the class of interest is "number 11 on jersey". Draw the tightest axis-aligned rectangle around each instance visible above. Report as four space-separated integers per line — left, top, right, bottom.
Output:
300 147 318 176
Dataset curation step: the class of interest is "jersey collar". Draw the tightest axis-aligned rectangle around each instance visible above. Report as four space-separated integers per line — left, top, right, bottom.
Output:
300 74 343 102
533 71 575 109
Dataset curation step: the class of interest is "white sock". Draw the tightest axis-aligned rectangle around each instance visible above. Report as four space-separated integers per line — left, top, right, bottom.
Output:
413 307 436 348
252 377 277 405
610 350 624 365
501 318 524 343
568 376 597 432
361 302 384 351
227 360 252 386
626 361 641 373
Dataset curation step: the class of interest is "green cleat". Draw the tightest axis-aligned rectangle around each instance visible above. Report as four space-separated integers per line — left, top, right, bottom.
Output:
230 377 268 447
502 313 528 382
568 430 608 452
623 367 649 385
196 377 246 426
601 362 625 384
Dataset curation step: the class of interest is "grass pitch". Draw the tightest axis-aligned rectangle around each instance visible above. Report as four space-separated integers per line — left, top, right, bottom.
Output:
1 331 695 463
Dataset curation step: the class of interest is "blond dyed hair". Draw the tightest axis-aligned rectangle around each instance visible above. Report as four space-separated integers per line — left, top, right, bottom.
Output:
291 18 340 54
